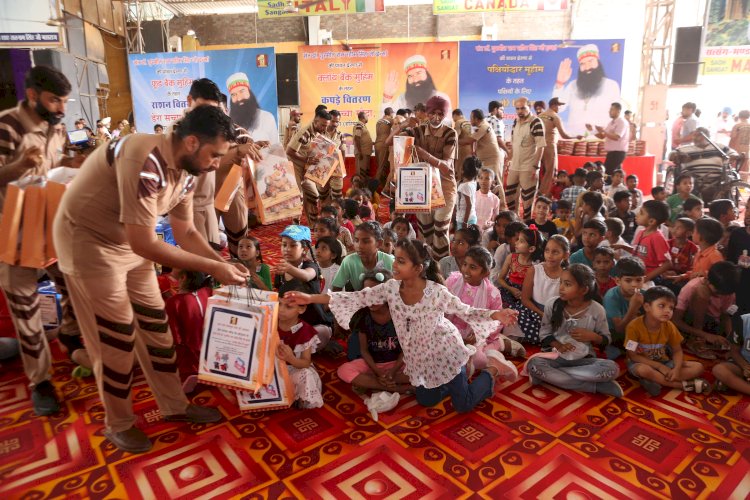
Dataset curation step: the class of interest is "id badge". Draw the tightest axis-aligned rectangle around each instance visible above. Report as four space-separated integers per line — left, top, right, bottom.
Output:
625 340 639 351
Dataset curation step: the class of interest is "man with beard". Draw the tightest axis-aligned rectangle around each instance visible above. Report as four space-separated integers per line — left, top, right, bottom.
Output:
284 109 302 148
538 97 582 195
0 65 86 416
353 111 373 178
53 105 248 453
374 108 393 188
507 97 545 221
392 95 457 260
286 109 332 224
553 44 621 136
226 72 278 144
382 55 452 120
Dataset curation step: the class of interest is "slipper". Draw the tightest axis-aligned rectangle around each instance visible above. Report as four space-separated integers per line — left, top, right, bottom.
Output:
683 378 712 395
502 337 527 359
485 350 518 383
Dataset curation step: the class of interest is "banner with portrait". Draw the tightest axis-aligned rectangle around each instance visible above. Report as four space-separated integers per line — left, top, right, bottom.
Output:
298 42 459 137
458 39 625 137
127 48 279 142
703 0 750 75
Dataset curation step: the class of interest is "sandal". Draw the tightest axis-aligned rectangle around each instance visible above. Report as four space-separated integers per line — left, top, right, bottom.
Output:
502 338 527 359
683 378 712 395
485 350 518 383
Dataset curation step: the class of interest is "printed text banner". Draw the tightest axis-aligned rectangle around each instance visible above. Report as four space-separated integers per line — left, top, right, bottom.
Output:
703 0 750 74
127 48 279 140
298 42 459 137
433 0 568 15
459 40 624 137
258 0 384 19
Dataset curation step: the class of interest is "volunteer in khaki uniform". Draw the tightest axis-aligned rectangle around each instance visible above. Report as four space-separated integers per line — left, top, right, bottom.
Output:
0 66 85 416
374 108 393 189
353 111 374 178
452 109 473 182
53 106 249 453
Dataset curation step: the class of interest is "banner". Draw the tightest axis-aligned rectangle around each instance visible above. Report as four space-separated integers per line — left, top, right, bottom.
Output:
128 48 279 142
459 40 624 137
703 0 750 74
434 0 568 15
298 42 459 136
258 0 384 19
0 0 63 47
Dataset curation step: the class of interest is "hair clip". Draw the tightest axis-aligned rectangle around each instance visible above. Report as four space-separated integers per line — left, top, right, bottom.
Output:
528 224 538 231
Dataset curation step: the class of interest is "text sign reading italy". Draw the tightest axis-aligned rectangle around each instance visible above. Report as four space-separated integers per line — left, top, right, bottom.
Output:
258 0 384 19
127 48 279 143
459 39 624 136
433 0 568 14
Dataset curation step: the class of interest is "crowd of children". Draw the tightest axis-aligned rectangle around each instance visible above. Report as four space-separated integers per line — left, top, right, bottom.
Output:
166 157 750 413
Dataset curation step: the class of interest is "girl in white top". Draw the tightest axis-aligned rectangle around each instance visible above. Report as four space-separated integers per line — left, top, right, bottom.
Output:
285 238 520 413
456 158 480 230
516 235 569 344
315 236 343 294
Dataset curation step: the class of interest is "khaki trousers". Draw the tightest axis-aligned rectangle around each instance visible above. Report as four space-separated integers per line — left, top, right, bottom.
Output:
374 143 390 188
506 169 538 221
217 187 248 258
0 262 79 388
356 152 372 178
293 160 343 226
64 260 188 432
416 191 456 260
539 144 557 196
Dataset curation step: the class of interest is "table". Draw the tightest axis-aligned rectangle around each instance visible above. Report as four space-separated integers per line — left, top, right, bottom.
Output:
557 154 657 194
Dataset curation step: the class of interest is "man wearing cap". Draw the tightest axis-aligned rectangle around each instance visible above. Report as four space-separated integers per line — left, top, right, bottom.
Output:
374 108 393 188
53 105 249 453
459 109 506 208
226 72 279 144
286 109 333 224
714 107 733 145
382 55 452 117
0 65 85 416
588 102 629 176
392 95 457 260
284 109 302 148
553 43 622 136
538 97 582 196
353 111 373 178
507 97 545 221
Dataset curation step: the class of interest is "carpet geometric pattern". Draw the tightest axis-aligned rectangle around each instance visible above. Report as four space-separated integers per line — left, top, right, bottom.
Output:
1 213 750 498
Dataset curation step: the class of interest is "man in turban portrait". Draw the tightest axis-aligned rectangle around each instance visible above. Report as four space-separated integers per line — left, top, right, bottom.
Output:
226 72 279 144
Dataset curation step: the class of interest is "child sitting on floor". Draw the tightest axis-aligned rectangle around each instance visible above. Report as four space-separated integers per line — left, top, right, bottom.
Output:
603 257 646 360
498 225 543 308
316 236 343 294
314 216 348 257
690 217 725 279
713 313 750 395
673 261 741 360
337 270 413 394
166 270 212 393
681 197 704 221
569 219 606 267
440 224 481 279
490 221 526 287
516 234 568 345
553 199 573 238
663 217 698 292
482 211 518 253
235 236 272 290
321 205 355 253
625 286 710 396
445 246 526 370
592 247 617 297
526 264 623 397
630 200 672 284
286 238 520 414
601 218 629 259
277 282 324 408
380 228 396 255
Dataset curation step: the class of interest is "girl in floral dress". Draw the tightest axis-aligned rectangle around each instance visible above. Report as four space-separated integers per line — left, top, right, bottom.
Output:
285 238 520 413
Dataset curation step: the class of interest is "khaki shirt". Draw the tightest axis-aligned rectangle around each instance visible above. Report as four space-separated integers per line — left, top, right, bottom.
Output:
374 117 392 145
0 101 66 211
538 109 563 145
286 121 318 169
413 123 457 196
284 120 299 148
325 128 344 149
353 121 373 153
472 120 501 161
55 133 195 277
454 117 473 159
510 116 545 172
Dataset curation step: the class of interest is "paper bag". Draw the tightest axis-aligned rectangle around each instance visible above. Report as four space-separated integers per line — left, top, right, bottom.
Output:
45 167 78 261
251 148 302 225
236 359 295 412
304 134 339 187
19 184 48 268
0 183 25 265
429 166 446 210
395 162 432 213
215 164 243 212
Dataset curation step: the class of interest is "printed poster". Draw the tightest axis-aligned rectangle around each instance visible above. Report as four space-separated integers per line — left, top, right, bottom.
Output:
703 0 750 74
127 48 279 141
459 39 625 137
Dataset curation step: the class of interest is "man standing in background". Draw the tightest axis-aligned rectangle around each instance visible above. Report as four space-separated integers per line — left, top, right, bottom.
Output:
353 111 373 178
588 102 629 176
507 97 545 220
452 108 473 182
284 108 302 148
374 108 393 189
538 97 581 196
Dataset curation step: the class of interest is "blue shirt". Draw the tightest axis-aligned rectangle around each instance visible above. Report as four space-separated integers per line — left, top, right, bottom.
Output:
569 248 593 267
733 313 750 363
604 286 630 340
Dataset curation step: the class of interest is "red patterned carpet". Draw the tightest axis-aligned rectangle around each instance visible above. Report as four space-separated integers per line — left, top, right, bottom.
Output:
1 212 750 499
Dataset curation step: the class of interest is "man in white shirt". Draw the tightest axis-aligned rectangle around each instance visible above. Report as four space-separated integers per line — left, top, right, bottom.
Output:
588 102 629 176
714 106 733 145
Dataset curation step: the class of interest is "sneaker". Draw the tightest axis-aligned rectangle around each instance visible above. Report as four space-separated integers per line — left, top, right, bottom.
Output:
639 378 662 397
164 404 222 423
31 380 60 416
104 426 152 454
485 350 518 383
595 381 624 398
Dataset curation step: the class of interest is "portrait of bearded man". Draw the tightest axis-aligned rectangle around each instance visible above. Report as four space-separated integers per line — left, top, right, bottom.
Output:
552 43 621 136
382 54 452 122
226 72 279 144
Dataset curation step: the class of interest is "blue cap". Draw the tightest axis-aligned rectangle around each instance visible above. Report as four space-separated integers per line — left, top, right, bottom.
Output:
280 225 311 242
723 107 732 114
